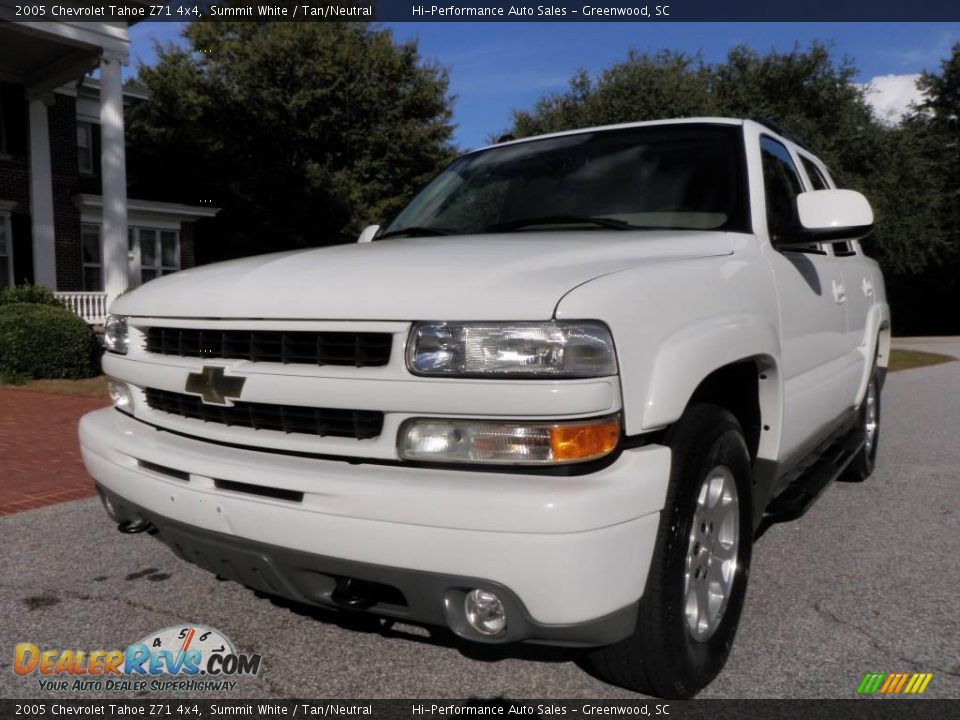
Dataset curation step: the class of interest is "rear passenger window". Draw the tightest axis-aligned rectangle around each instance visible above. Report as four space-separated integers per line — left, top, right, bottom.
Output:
800 156 830 190
760 137 804 243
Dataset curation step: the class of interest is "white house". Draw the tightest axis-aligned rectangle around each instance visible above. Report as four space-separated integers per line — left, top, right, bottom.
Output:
0 4 217 323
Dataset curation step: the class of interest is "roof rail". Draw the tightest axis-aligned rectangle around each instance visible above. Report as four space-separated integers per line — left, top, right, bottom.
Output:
752 116 809 150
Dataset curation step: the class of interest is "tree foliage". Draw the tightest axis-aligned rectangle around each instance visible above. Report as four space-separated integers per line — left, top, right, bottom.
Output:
127 18 455 262
913 44 960 260
886 43 960 333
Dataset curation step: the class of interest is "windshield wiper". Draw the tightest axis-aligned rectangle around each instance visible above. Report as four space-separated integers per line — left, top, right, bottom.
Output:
485 215 647 232
377 226 455 239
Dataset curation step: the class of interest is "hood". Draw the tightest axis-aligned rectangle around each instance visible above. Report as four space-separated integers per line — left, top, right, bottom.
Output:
112 231 737 321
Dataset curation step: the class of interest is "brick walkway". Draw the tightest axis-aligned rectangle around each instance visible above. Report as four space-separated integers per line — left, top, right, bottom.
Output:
0 389 109 515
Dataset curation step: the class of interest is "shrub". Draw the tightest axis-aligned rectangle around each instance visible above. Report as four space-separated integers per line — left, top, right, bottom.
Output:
0 303 101 380
0 283 66 308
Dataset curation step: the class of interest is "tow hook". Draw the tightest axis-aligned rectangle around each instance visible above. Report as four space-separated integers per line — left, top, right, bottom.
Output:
117 519 152 534
330 578 377 609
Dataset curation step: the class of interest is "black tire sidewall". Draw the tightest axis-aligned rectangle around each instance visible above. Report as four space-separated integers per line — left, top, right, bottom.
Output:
844 364 881 481
657 406 754 692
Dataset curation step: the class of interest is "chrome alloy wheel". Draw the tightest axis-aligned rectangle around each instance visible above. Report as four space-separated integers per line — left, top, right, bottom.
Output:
683 465 739 641
864 379 879 456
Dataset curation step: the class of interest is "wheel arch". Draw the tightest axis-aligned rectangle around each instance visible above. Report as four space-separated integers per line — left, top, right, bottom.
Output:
637 316 784 463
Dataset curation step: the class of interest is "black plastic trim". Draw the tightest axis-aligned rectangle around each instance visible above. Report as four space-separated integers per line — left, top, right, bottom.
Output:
137 459 189 481
214 479 304 503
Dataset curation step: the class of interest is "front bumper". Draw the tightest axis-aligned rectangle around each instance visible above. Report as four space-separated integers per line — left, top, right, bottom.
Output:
98 484 637 646
80 408 671 645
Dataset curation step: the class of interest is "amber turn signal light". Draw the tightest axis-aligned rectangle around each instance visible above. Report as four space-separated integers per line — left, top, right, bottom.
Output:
550 416 621 462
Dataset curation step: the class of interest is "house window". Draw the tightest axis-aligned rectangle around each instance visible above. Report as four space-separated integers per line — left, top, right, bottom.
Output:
0 212 13 289
130 227 179 284
77 121 94 174
81 223 103 291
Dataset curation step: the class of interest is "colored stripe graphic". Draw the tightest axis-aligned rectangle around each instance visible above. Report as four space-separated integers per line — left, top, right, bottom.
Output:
858 672 933 695
908 673 933 694
857 672 886 694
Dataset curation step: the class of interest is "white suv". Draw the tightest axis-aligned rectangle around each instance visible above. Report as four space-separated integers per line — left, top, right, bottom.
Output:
82 118 889 697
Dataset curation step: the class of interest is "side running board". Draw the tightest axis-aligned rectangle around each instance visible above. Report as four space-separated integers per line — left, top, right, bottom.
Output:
756 428 864 538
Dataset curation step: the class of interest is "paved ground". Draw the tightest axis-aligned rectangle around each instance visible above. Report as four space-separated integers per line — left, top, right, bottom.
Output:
0 390 107 515
1 353 958 700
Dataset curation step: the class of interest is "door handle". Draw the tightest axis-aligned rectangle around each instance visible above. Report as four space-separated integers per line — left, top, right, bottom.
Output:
862 278 874 297
832 280 847 304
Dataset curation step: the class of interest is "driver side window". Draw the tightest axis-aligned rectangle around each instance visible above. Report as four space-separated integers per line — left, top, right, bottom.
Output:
760 137 803 243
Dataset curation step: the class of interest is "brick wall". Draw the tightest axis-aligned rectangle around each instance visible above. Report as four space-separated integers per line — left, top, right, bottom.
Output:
49 93 83 292
180 221 196 269
0 158 30 210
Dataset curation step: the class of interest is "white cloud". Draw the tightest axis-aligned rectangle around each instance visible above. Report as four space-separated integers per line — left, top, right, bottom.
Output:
860 74 924 124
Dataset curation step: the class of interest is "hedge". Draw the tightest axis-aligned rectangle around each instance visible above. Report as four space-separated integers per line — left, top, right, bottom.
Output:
0 303 101 381
0 283 67 308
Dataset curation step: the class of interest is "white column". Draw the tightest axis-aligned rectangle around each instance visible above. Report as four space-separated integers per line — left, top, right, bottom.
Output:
28 94 57 289
100 53 129 303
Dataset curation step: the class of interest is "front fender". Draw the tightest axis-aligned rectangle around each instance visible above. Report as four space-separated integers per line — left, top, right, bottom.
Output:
555 236 782 451
644 315 781 425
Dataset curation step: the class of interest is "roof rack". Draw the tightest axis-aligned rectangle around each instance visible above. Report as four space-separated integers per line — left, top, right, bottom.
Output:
752 116 809 150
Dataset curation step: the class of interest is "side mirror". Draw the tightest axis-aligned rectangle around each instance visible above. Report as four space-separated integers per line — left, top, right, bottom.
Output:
357 225 380 244
795 189 873 241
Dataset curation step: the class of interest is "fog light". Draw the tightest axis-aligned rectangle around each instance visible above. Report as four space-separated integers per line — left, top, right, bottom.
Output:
464 589 507 636
107 378 133 413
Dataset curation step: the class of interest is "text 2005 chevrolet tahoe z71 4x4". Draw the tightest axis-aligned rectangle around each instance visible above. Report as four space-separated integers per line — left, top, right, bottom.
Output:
81 118 889 697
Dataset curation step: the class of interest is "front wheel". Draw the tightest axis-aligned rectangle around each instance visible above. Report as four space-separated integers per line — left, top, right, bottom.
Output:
583 404 753 698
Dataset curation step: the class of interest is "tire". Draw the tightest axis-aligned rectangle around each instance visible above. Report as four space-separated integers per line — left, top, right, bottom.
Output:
840 363 881 482
583 404 753 698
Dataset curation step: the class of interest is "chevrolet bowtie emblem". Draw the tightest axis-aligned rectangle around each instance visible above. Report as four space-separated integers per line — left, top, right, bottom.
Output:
185 366 246 406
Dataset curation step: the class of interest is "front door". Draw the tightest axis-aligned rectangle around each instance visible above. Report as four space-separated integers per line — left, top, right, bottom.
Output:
758 136 849 463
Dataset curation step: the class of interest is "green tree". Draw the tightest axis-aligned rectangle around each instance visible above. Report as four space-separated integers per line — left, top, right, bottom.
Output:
127 17 455 262
914 43 960 261
885 43 960 334
510 50 713 138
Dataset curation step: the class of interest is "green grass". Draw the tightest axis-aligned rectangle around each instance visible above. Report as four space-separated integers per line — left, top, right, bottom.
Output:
0 375 108 398
889 349 956 372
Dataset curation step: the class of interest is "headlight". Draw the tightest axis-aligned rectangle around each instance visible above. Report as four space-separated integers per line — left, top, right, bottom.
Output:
406 321 617 378
107 378 133 413
103 315 129 355
399 414 621 465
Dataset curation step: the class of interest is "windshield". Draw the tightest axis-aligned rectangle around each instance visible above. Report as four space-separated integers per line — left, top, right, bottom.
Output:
383 124 750 238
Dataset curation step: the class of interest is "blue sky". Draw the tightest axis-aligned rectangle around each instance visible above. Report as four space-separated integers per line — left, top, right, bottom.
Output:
127 22 960 150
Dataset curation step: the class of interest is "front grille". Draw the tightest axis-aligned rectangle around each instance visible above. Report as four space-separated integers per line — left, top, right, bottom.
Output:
144 388 383 439
144 327 392 367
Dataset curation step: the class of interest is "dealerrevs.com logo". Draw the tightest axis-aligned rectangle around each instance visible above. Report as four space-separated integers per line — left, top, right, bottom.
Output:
13 625 262 692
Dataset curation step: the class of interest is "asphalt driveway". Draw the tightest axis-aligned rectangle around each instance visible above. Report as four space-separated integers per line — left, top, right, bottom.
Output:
1 350 958 700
